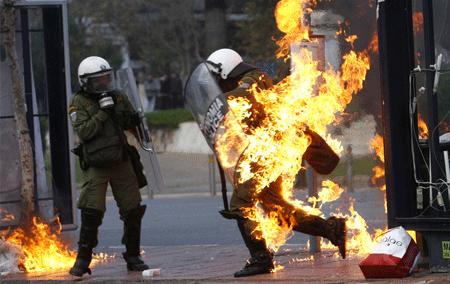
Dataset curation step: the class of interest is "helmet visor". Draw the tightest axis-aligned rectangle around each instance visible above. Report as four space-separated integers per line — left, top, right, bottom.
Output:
84 71 115 94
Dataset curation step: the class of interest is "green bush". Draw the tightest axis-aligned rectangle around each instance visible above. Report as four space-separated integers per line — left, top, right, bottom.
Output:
330 155 377 177
145 108 194 129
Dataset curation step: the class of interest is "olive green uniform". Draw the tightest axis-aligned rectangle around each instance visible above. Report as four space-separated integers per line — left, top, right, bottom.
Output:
69 90 142 213
223 69 274 215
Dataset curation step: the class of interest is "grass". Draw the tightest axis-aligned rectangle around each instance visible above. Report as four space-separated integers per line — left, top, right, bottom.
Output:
330 155 377 177
145 108 194 129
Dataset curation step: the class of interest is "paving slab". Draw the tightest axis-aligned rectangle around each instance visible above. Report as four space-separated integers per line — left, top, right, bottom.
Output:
2 245 450 283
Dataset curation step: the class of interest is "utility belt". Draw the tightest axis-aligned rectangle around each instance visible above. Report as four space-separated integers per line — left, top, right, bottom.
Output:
72 134 127 169
71 135 148 188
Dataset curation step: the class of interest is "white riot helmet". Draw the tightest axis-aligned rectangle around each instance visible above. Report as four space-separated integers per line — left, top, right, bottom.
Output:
206 48 243 80
77 56 115 94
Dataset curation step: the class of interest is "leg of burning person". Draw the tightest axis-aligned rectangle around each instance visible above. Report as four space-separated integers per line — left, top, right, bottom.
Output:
70 167 108 277
229 184 274 277
259 178 346 259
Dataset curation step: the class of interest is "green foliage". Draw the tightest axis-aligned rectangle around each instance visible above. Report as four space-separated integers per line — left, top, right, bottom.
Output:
68 0 202 80
145 108 194 129
68 1 123 91
235 0 280 61
233 0 289 80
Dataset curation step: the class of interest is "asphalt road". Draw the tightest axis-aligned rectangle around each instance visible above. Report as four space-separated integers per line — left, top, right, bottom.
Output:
94 189 387 249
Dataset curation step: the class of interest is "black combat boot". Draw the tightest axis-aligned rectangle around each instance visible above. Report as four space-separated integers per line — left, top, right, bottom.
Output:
69 208 103 277
234 219 274 278
292 213 347 259
120 205 149 271
324 217 346 259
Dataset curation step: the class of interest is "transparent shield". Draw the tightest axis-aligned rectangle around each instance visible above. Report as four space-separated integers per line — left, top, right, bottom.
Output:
116 68 165 194
116 68 142 112
184 63 223 123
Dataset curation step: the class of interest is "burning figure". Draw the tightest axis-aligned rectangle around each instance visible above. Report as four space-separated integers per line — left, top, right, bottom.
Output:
185 49 346 277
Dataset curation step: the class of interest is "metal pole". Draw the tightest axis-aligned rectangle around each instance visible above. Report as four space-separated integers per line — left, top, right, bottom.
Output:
43 6 74 225
377 0 417 227
208 154 216 196
345 145 354 193
306 164 321 253
147 183 154 200
444 151 450 201
422 0 448 209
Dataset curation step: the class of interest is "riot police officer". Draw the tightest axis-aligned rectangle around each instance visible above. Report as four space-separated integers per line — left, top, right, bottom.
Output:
204 49 347 277
68 56 149 277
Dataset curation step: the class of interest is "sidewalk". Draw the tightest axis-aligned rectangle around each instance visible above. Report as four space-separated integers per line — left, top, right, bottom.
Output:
2 245 450 283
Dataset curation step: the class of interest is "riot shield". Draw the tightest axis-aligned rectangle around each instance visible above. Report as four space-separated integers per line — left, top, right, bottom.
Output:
184 63 249 186
116 68 165 195
184 62 228 146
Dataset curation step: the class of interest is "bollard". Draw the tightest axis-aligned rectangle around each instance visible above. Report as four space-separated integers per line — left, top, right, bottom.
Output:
345 145 354 193
444 151 449 200
208 154 217 196
306 163 321 253
147 186 154 200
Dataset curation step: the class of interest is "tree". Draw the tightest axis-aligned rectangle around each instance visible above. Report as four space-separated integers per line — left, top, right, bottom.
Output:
1 0 36 224
205 0 227 55
236 0 280 61
234 0 289 81
133 0 203 77
68 0 204 78
68 0 124 90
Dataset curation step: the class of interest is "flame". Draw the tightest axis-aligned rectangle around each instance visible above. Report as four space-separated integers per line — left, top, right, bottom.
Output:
368 31 378 54
272 261 284 272
242 204 295 252
370 134 384 163
416 51 422 65
370 134 387 212
2 216 116 273
442 122 450 133
345 202 378 255
290 255 314 263
214 0 374 255
308 180 344 208
407 230 417 242
418 114 429 139
345 35 358 48
5 217 75 272
93 252 117 263
319 199 386 256
275 0 316 58
412 11 424 34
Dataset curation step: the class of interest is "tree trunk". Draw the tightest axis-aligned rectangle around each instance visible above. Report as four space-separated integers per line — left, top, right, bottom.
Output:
205 0 227 55
1 0 36 225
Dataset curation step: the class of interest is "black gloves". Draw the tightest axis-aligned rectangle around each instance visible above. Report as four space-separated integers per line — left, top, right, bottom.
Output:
130 112 140 128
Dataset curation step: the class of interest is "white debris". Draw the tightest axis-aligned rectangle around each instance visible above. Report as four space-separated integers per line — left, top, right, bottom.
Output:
0 239 22 275
142 268 161 277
